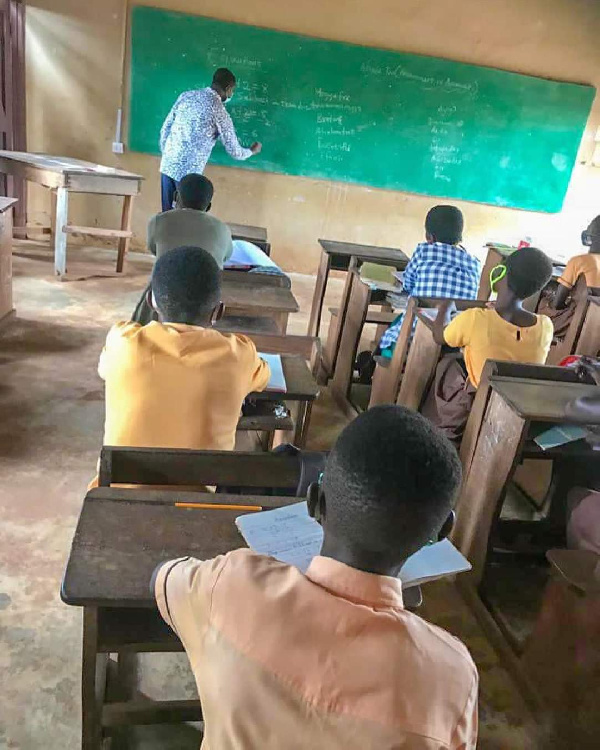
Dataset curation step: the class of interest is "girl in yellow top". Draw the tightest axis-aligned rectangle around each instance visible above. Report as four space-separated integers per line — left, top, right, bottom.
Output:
423 247 554 443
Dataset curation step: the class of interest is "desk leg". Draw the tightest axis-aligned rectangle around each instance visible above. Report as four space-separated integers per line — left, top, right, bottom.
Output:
293 400 312 448
307 250 331 338
54 187 69 276
452 391 527 586
273 312 288 334
331 274 370 411
81 607 108 750
397 319 441 411
323 258 357 376
116 195 134 273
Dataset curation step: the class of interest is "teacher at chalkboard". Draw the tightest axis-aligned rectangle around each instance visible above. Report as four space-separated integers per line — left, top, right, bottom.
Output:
159 67 262 211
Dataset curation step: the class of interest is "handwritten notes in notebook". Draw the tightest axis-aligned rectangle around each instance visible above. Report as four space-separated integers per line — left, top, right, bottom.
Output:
236 502 471 588
259 353 287 393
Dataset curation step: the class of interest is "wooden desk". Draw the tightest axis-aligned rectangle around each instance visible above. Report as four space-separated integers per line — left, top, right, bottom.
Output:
61 489 297 748
307 240 409 373
397 310 441 411
222 279 299 334
453 376 600 585
0 197 17 323
0 151 143 276
250 354 320 447
227 222 270 256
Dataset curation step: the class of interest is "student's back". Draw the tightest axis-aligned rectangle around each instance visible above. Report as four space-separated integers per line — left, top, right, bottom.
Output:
100 247 268 451
148 208 232 267
558 251 600 290
155 407 478 749
100 321 267 450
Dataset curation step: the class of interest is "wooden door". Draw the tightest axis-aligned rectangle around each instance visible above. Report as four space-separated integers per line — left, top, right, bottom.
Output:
0 0 26 224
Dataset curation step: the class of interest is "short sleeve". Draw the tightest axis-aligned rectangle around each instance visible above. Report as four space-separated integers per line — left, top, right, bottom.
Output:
558 257 579 289
147 215 158 256
444 308 477 348
539 315 555 356
98 321 140 380
154 555 229 644
450 672 479 749
235 334 271 392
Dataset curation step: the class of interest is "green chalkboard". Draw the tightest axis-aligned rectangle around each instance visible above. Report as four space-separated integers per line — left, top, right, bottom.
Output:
129 6 595 212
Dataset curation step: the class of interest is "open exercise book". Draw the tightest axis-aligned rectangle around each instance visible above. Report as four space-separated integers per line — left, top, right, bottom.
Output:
225 240 279 269
236 502 471 588
259 353 287 393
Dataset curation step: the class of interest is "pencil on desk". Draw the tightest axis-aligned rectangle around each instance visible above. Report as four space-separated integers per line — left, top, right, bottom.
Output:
175 502 263 512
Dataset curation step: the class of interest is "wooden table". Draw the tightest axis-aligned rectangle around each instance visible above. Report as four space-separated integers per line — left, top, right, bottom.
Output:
222 278 299 334
0 151 143 276
250 353 320 447
453 376 600 586
227 222 270 256
0 197 17 324
61 489 297 748
307 240 409 375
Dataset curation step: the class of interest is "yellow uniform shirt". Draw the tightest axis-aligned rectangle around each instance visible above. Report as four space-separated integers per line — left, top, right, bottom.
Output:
558 253 600 289
444 308 553 387
99 321 269 450
156 550 478 750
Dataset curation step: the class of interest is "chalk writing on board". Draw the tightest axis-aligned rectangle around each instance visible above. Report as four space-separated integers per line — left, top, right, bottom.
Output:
207 48 263 70
359 61 479 97
317 140 352 153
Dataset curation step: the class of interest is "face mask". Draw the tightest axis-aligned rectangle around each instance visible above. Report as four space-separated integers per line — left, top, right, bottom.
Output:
490 264 507 294
224 92 234 104
582 230 593 247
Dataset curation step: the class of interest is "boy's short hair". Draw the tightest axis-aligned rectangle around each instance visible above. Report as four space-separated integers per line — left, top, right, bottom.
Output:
505 247 553 299
178 174 214 211
212 67 236 90
152 246 221 322
425 205 464 245
323 405 462 559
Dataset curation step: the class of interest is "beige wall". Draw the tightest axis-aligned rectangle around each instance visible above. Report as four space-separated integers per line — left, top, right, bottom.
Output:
25 0 600 271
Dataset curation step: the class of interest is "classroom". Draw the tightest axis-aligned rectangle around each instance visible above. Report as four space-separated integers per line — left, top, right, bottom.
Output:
1 0 600 748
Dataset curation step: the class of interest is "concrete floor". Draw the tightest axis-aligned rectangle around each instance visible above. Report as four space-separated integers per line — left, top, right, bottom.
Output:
0 243 538 749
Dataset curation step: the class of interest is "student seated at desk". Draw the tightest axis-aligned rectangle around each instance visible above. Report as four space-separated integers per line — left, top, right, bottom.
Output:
132 173 233 325
540 215 600 337
152 406 478 750
100 247 269 453
424 247 554 443
376 205 480 360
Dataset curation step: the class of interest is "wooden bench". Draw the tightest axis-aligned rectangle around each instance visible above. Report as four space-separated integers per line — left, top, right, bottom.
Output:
369 298 486 408
396 302 487 412
546 274 600 364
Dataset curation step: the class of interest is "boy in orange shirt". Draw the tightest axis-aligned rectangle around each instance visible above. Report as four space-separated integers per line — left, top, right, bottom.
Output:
153 406 478 749
425 246 554 443
99 246 269 452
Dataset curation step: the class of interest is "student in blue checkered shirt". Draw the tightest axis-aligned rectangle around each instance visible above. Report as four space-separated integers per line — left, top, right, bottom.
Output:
378 206 481 359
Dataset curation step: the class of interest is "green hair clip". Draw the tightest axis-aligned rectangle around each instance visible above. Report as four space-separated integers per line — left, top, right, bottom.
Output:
489 263 507 294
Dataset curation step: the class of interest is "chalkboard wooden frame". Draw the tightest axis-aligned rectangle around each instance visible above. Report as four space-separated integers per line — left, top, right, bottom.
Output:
130 6 596 212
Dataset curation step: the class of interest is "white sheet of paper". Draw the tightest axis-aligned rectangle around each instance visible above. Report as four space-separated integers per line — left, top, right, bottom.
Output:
259 353 287 393
236 502 471 587
226 240 279 269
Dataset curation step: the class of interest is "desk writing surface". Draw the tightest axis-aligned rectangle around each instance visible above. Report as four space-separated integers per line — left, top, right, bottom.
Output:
490 378 599 422
319 239 409 267
0 197 18 213
227 223 268 242
61 493 295 607
222 281 299 313
0 150 141 179
252 355 320 401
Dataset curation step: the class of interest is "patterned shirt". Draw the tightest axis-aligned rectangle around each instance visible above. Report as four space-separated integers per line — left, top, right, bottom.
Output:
380 242 481 351
160 88 253 181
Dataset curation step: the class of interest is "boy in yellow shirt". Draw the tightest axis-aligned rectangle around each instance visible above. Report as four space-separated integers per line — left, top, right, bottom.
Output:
424 247 554 442
99 246 269 452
